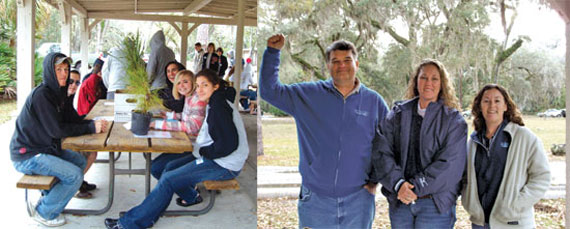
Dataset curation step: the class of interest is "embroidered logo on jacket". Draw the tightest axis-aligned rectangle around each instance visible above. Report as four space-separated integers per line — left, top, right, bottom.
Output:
419 177 428 187
355 110 368 117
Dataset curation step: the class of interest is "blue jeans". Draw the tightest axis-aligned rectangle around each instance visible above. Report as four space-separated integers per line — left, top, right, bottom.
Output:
119 158 239 229
239 90 257 109
297 185 375 229
150 152 194 179
13 150 86 220
472 223 490 229
389 198 456 229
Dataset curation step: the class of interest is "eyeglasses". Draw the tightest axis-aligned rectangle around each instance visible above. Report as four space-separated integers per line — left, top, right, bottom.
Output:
68 79 80 86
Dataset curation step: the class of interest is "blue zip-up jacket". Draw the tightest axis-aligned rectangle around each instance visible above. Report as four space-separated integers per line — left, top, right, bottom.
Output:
372 97 467 213
260 47 389 198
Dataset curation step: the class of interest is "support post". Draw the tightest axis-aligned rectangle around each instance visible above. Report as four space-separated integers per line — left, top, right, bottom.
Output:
16 0 35 110
80 17 89 77
565 21 570 229
233 0 245 104
180 23 188 66
59 1 72 56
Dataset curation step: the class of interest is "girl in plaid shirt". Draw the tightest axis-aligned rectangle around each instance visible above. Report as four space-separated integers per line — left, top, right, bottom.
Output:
149 70 207 179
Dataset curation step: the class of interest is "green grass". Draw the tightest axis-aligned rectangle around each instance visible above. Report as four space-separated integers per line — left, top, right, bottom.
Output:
259 119 299 166
260 115 566 166
0 99 16 124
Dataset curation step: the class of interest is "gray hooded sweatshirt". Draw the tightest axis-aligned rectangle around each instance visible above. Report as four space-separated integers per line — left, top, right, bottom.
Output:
147 30 175 90
102 46 128 92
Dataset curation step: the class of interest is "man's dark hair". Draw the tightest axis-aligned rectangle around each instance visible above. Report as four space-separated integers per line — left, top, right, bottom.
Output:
216 47 224 54
325 40 358 62
195 42 202 47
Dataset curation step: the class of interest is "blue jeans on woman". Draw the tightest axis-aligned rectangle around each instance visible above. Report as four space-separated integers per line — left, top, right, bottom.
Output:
389 198 456 229
150 152 194 179
13 150 86 220
119 157 240 229
297 185 375 229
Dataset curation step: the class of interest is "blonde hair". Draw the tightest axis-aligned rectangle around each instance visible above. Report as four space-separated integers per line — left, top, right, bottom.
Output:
172 70 196 100
405 59 461 111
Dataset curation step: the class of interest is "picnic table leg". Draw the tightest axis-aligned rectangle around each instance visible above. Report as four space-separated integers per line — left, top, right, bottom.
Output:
144 153 151 196
128 153 132 177
62 151 115 215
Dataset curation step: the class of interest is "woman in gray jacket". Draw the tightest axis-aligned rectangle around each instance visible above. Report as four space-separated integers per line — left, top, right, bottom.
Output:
462 84 551 228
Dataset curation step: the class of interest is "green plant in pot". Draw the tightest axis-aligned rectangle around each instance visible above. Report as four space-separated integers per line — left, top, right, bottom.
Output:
121 33 163 135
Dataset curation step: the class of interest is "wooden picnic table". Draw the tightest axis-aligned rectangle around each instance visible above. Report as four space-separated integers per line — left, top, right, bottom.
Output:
61 99 193 215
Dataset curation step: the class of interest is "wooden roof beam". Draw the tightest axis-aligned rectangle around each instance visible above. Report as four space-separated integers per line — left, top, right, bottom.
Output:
89 19 102 31
59 0 87 18
88 12 256 26
230 5 256 19
183 0 213 15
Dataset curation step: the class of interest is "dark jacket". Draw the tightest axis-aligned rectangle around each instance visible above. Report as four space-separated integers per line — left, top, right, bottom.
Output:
218 55 228 77
201 52 220 72
10 53 95 162
199 86 238 159
372 97 467 213
63 94 86 123
157 61 185 112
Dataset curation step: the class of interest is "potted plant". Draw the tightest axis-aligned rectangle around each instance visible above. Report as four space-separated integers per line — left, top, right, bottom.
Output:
121 33 163 135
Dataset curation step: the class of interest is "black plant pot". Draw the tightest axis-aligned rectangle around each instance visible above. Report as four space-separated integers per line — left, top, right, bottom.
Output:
131 111 152 135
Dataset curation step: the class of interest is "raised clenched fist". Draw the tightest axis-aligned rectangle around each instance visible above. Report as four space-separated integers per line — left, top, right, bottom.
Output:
267 34 286 50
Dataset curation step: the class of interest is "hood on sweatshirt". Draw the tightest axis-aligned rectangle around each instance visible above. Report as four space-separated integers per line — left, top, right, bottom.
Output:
150 30 166 52
43 52 71 103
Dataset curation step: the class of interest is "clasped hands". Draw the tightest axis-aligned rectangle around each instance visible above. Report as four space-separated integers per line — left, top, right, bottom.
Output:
397 181 417 205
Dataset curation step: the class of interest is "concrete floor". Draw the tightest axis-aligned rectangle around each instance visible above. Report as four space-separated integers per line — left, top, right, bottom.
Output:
0 113 257 228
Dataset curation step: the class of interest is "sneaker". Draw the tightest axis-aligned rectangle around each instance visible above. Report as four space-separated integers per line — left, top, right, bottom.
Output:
80 180 97 192
105 218 124 229
32 211 66 227
176 194 203 207
74 190 93 199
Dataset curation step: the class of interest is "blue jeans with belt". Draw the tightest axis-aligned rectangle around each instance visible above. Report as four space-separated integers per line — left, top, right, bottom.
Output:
119 158 239 229
297 185 375 229
389 198 456 229
13 150 86 220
